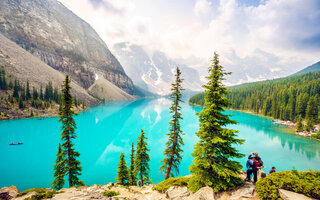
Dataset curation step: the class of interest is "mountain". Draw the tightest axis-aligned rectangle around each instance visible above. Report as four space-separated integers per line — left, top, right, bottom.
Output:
112 42 203 95
293 61 320 76
0 32 98 105
0 0 136 101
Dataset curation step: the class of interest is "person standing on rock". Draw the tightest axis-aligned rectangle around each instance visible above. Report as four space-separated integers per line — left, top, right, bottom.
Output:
252 157 264 183
245 154 254 181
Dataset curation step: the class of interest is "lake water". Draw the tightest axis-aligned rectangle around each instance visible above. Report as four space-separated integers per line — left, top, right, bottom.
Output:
1 98 320 191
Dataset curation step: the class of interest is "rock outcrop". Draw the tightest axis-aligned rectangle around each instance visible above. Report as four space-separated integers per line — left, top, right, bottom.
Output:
279 189 316 200
0 186 19 200
9 182 259 200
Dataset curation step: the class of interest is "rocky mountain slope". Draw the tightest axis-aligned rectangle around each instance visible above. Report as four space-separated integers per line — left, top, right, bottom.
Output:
0 0 136 100
112 42 203 95
0 33 98 105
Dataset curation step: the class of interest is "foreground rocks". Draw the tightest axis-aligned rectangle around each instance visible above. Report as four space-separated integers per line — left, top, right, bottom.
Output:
279 189 316 200
7 182 258 200
0 186 19 200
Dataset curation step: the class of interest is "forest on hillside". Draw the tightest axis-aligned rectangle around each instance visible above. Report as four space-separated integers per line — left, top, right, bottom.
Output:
189 72 320 124
0 67 85 119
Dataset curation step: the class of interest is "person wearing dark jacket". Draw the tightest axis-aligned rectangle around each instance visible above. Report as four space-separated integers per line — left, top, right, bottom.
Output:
252 157 264 183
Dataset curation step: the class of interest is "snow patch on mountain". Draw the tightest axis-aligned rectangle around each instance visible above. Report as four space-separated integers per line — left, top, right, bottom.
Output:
112 42 204 95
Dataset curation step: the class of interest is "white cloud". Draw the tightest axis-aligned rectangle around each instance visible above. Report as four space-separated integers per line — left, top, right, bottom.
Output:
58 0 320 84
194 0 212 16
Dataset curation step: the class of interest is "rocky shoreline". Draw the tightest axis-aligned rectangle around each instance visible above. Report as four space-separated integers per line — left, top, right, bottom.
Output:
0 104 86 120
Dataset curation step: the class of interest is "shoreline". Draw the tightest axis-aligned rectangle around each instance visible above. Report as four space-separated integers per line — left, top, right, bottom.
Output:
0 106 87 121
188 102 320 142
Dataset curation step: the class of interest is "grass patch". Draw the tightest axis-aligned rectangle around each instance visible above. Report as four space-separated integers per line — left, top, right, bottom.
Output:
17 188 63 199
121 185 130 190
153 176 190 193
101 190 120 197
256 170 320 199
16 188 47 197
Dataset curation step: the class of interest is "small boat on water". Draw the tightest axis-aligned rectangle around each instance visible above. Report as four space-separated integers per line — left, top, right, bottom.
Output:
9 142 23 145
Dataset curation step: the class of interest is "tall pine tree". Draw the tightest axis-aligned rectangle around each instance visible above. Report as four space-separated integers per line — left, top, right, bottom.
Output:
296 115 303 132
160 67 184 180
134 129 150 186
189 52 245 192
26 80 31 100
57 75 84 187
116 152 129 185
129 142 137 186
52 143 66 190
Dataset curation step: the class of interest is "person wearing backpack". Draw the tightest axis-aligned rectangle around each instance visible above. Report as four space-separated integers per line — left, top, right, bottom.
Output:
245 154 255 181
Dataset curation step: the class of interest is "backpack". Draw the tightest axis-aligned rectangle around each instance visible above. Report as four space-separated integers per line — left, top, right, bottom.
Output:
246 159 254 169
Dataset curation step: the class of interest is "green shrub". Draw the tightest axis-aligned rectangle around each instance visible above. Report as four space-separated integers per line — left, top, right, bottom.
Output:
153 176 190 193
16 188 47 197
256 170 320 199
311 133 320 139
17 188 62 199
101 190 120 197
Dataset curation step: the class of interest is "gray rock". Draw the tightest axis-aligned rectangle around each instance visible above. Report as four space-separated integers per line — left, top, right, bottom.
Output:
229 182 255 200
185 186 215 200
166 186 190 200
279 189 316 200
0 186 19 200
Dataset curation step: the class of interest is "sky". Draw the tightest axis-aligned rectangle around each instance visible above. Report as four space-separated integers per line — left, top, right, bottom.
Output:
58 0 320 84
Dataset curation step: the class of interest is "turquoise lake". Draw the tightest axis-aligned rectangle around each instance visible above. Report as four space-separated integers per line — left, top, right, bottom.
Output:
1 98 320 191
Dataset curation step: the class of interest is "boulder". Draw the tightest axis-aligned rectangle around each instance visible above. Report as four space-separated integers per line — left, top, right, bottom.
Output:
165 186 190 200
279 189 316 200
186 186 215 200
229 182 255 200
0 186 19 200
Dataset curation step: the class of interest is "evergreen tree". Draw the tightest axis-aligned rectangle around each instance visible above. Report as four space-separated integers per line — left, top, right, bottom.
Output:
134 129 150 186
20 88 26 101
116 152 130 185
8 79 13 90
33 87 38 100
53 87 59 103
26 80 31 100
296 115 303 132
52 143 66 190
0 72 2 89
18 97 24 109
129 142 137 186
305 116 314 132
40 84 43 100
306 97 318 123
160 67 184 180
1 70 7 90
58 75 84 187
189 52 245 192
13 79 19 99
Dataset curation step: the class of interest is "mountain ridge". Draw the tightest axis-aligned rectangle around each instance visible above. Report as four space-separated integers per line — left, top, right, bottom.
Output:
112 42 203 95
0 0 138 100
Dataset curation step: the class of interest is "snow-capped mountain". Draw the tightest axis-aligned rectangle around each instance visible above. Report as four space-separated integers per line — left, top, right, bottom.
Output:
112 42 203 95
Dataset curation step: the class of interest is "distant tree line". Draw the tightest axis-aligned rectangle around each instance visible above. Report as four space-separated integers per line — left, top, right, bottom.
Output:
189 72 320 131
0 68 86 111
